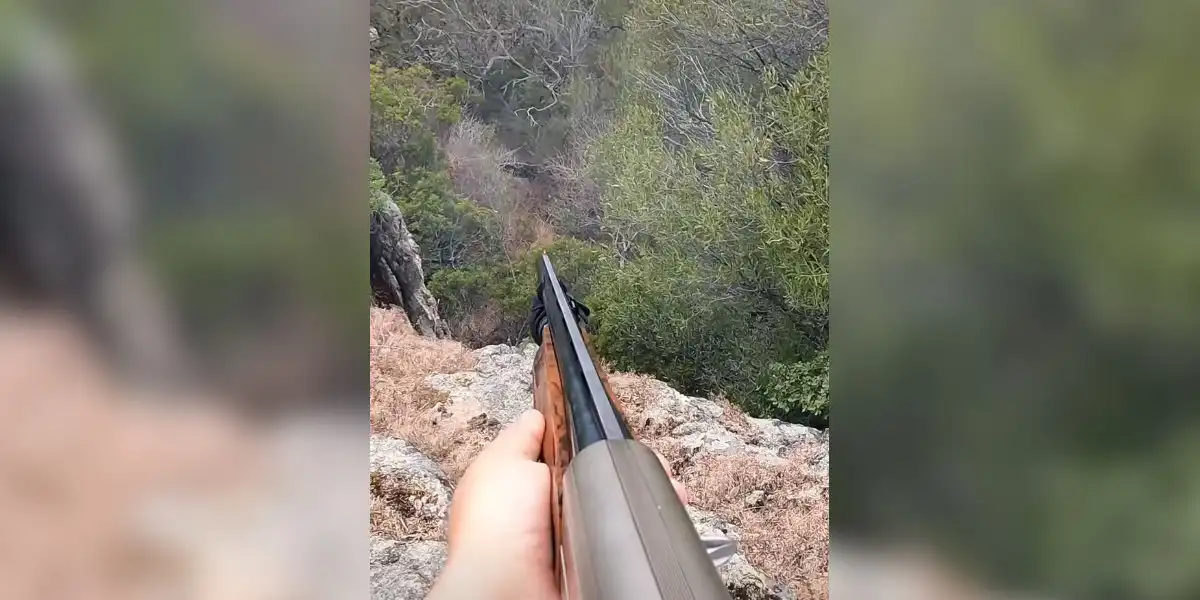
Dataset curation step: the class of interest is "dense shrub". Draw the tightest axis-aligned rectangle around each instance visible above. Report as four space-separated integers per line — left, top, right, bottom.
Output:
429 238 607 345
586 50 829 424
755 354 829 428
588 258 807 404
369 63 466 176
389 168 502 273
370 63 504 275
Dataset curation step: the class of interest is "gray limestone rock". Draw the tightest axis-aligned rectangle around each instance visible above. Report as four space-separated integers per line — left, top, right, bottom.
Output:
369 436 452 527
369 537 447 600
425 343 538 429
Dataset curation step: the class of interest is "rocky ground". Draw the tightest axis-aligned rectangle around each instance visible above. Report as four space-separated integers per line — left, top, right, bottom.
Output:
369 308 830 599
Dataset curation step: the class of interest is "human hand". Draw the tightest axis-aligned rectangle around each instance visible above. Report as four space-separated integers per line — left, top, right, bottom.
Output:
426 409 687 600
427 409 557 600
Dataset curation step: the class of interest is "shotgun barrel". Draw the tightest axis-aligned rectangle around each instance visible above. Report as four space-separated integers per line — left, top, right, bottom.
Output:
530 254 735 600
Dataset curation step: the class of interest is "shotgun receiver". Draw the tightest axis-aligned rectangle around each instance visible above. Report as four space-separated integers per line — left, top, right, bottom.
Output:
529 254 735 600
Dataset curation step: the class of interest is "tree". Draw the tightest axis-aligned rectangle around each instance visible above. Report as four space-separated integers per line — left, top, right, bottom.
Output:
371 0 610 150
587 49 829 421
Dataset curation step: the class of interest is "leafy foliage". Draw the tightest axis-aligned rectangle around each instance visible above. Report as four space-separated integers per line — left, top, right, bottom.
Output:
369 157 390 214
587 50 829 421
370 63 501 274
429 238 607 345
389 168 502 273
756 354 829 428
369 63 467 176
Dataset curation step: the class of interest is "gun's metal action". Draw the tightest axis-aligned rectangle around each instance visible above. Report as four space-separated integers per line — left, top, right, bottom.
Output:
530 254 735 600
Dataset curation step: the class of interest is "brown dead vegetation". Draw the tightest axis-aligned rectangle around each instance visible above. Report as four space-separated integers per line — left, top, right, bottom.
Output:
370 307 489 479
370 470 444 541
605 371 829 599
684 453 829 600
604 372 663 437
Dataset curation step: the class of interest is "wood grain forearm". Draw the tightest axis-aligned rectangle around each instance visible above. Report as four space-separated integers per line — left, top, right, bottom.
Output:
533 326 572 582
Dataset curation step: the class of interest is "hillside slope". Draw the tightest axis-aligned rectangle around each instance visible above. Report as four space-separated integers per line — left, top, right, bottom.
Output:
369 308 829 599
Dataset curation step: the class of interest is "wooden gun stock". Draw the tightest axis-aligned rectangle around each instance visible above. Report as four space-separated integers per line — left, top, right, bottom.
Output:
529 254 733 600
533 327 569 577
534 328 625 580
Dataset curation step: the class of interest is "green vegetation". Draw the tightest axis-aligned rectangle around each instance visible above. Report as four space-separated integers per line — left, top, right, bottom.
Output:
370 0 829 425
430 238 608 345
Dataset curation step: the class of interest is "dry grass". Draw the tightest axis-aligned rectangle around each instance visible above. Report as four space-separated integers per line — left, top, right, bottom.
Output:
425 426 493 482
681 453 829 600
712 393 755 439
605 372 664 437
444 116 522 213
370 308 496 534
370 307 489 472
370 471 444 541
607 372 830 600
529 217 558 248
370 308 476 381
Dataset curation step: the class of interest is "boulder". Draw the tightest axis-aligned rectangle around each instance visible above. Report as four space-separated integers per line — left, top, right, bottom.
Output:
631 379 813 466
637 379 728 434
746 417 821 454
370 537 447 600
369 436 452 528
370 200 450 338
673 420 749 455
425 343 538 428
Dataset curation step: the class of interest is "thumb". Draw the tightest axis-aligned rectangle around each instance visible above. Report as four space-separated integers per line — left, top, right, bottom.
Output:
480 409 545 462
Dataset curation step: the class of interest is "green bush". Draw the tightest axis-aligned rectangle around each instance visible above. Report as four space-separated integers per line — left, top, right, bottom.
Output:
585 50 829 425
755 353 829 428
389 167 502 273
370 63 466 174
370 63 502 275
429 238 607 345
368 14 829 428
589 258 806 410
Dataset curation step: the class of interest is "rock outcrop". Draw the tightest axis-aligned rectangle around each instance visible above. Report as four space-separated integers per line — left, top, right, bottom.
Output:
690 508 798 600
631 378 819 458
426 344 827 472
425 342 539 428
369 432 803 600
369 436 452 531
370 334 828 600
370 200 450 338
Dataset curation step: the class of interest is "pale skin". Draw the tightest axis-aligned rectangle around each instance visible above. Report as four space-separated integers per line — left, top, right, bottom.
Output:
426 409 686 600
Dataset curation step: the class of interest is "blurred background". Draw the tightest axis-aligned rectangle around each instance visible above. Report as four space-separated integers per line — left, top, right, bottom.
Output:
0 0 364 597
835 1 1200 599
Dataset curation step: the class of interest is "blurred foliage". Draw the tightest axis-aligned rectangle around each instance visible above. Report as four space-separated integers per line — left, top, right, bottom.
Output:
7 0 364 394
836 0 1200 597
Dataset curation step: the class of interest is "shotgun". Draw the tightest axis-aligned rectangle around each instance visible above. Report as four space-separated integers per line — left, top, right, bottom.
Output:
528 254 736 600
